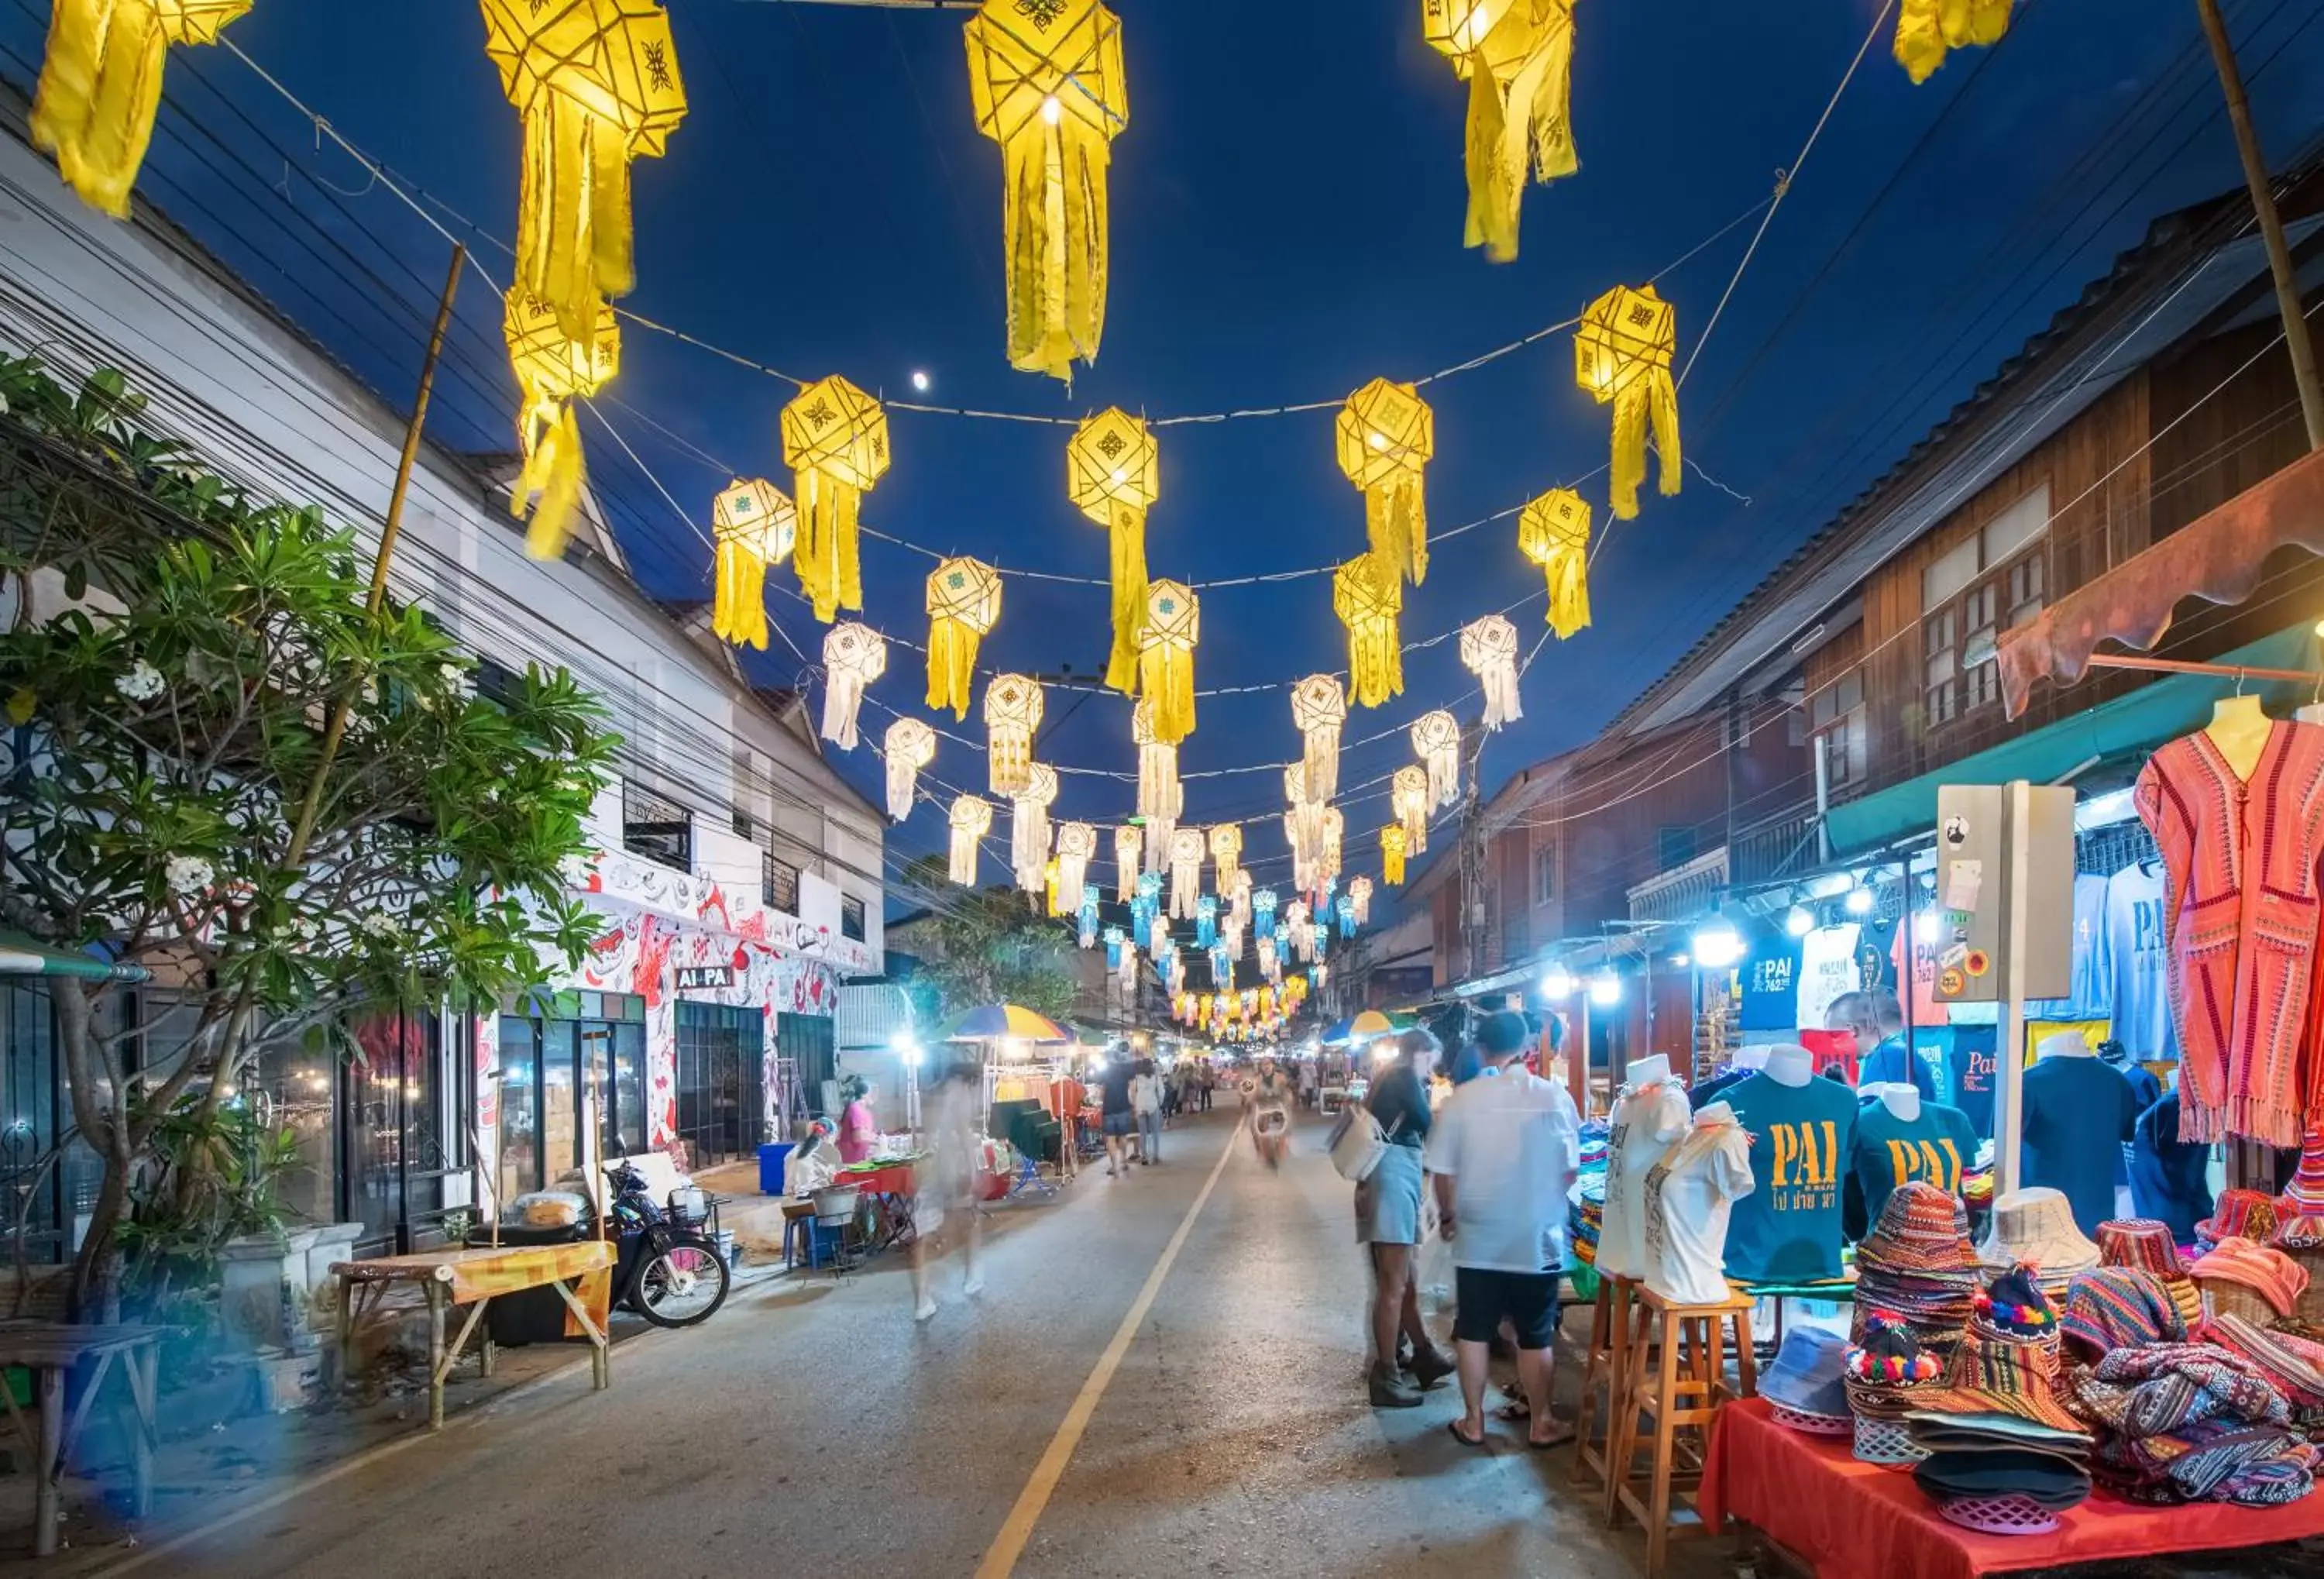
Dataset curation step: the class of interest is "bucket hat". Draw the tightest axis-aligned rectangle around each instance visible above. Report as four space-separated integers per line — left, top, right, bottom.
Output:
2098 1220 2202 1327
1978 1189 2100 1278
2196 1189 2279 1251
1907 1323 2092 1442
1761 1327 1850 1421
2192 1236 2309 1319
2275 1131 2324 1247
2061 1268 2186 1357
1862 1182 1977 1273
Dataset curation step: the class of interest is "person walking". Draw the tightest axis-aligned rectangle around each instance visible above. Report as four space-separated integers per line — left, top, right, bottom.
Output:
911 1059 985 1322
1200 1065 1215 1111
1425 1010 1580 1448
1129 1058 1164 1164
1098 1054 1136 1178
1357 1029 1454 1407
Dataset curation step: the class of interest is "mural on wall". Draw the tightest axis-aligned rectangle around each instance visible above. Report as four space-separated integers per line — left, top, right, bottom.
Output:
566 847 879 977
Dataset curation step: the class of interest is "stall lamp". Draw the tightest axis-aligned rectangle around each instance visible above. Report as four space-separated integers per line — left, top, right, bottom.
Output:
1669 953 1690 968
1588 969 1623 1007
1784 904 1814 937
1844 884 1873 916
1541 966 1577 1000
1690 920 1745 970
1913 910 1943 945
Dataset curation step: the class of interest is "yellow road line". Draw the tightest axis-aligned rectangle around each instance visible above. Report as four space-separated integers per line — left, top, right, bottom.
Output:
974 1125 1239 1577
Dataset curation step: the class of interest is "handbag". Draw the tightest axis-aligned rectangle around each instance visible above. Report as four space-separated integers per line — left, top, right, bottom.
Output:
1329 1100 1400 1184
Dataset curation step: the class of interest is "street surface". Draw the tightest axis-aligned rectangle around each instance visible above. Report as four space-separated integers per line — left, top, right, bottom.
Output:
117 1109 1706 1579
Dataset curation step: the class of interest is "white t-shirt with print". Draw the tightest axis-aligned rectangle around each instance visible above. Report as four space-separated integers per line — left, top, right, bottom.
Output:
1422 1066 1581 1275
1598 1078 1692 1280
1641 1105 1755 1306
1796 923 1862 1034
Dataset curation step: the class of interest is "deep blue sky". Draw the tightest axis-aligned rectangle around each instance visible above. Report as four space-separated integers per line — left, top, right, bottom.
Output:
4 0 2321 886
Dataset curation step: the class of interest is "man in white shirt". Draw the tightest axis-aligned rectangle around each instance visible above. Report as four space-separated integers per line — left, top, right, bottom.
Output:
1425 1010 1580 1449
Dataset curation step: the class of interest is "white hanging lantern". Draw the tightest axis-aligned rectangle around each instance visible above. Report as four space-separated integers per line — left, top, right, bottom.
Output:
1115 824 1143 902
1393 765 1432 854
1459 614 1523 730
1320 805 1345 883
1208 824 1243 892
1134 697 1181 859
1349 875 1374 925
882 717 935 821
1228 865 1253 931
1055 821 1096 906
819 621 886 750
1411 710 1462 810
949 793 994 886
984 673 1044 796
1169 826 1205 920
1286 898 1313 963
1291 673 1346 803
1011 764 1059 893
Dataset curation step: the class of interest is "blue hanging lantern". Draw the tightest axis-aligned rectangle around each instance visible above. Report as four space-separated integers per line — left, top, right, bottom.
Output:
1253 887 1279 942
1078 883 1100 949
1103 925 1125 969
1196 894 1218 949
1335 893 1356 939
1313 922 1329 961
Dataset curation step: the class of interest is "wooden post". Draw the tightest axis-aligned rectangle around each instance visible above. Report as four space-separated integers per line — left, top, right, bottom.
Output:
2195 0 2324 450
33 1364 60 1557
425 1279 447 1432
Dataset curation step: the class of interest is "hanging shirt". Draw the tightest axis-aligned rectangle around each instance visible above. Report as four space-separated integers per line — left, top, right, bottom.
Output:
1641 1108 1755 1306
2020 1051 2144 1235
1886 917 1950 1033
2105 860 2178 1062
2029 872 2113 1021
1723 1071 1859 1285
1850 1099 1979 1229
1739 937 1804 1033
1597 1077 1692 1281
1931 1025 1999 1138
1796 924 1862 1037
2129 1089 2214 1243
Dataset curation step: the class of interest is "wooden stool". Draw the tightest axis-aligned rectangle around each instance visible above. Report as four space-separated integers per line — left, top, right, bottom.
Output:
1573 1275 1639 1498
1607 1287 1756 1579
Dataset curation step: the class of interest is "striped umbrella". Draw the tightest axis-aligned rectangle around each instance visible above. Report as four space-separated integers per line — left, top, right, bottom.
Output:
943 1003 1073 1044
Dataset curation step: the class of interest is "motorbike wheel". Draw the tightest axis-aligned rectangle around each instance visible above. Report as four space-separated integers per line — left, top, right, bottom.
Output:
631 1233 732 1328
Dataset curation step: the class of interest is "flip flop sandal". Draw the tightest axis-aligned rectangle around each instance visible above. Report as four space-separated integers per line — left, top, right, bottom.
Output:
1492 1399 1532 1422
1528 1423 1578 1450
1446 1420 1488 1449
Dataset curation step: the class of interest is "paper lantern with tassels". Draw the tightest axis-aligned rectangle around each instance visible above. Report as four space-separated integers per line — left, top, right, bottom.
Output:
1284 763 1327 876
782 375 889 623
1894 0 2011 84
1257 936 1280 985
1284 809 1311 893
1336 380 1433 587
1290 674 1346 803
1078 884 1100 949
1116 933 1139 993
1334 555 1405 709
962 0 1128 381
1133 697 1182 854
1169 827 1205 921
1253 888 1279 943
1067 408 1158 693
1321 806 1345 884
882 717 935 822
1460 615 1523 729
1115 825 1143 902
1393 765 1432 852
709 477 796 648
1381 825 1408 886
1422 0 1578 264
1228 866 1253 931
479 0 686 341
1195 895 1219 950
819 623 885 752
1139 580 1199 744
31 0 252 218
949 794 993 886
1208 824 1243 893
983 673 1044 796
1518 487 1592 638
1412 710 1462 810
1349 876 1374 925
1286 900 1312 965
504 288 619 562
926 556 1002 720
1576 284 1680 521
1011 765 1059 893
1055 823 1096 910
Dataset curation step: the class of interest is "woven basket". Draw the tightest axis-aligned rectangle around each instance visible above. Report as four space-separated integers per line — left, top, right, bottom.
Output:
1939 1494 2060 1536
1851 1416 1927 1466
1768 1401 1854 1437
2200 1276 2287 1329
2283 1245 2324 1329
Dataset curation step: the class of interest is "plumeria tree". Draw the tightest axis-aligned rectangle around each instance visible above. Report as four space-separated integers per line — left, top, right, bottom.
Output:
0 356 615 1319
896 854 1079 1029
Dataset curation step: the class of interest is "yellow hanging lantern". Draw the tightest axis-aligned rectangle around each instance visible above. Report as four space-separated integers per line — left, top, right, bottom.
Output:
1055 821 1097 908
1381 825 1408 886
31 0 253 218
710 477 797 650
1067 407 1158 694
984 673 1045 796
1411 710 1463 810
962 0 1129 381
478 0 687 341
1138 580 1198 745
1518 487 1593 639
1393 765 1432 852
1115 824 1143 902
504 287 619 562
1133 697 1182 855
925 556 1002 721
1336 380 1434 587
1576 283 1681 521
1011 763 1059 893
1333 555 1405 709
1208 824 1243 893
1894 0 2012 84
819 623 885 752
1168 827 1205 921
1460 614 1523 730
949 793 993 886
882 717 935 822
782 375 889 623
1422 0 1578 264
1290 674 1347 803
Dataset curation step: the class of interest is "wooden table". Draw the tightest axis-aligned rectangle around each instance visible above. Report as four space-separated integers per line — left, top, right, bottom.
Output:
332 1242 614 1430
0 1323 165 1557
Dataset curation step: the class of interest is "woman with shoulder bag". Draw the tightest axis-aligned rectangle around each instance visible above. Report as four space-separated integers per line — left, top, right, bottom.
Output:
1354 1029 1453 1407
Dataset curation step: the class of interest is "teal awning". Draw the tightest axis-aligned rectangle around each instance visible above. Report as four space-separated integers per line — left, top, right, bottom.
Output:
1824 625 2321 855
0 932 146 983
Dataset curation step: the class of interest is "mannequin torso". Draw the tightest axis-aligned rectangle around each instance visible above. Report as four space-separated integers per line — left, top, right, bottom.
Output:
1879 1085 1922 1123
1763 1045 1813 1088
2205 694 2275 780
1626 1054 1673 1089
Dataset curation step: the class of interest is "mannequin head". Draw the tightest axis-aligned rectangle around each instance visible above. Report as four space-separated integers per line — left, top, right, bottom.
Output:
1876 1082 1921 1121
2039 1029 2095 1061
1763 1044 1814 1088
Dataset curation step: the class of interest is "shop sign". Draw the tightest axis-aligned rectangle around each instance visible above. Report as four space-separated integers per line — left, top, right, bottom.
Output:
674 964 735 991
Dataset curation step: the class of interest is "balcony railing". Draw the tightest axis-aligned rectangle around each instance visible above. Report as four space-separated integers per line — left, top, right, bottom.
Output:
1730 802 1824 888
1627 847 1730 925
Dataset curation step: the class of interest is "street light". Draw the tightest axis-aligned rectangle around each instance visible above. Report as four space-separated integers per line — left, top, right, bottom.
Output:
1541 966 1576 1000
1690 919 1745 970
1589 968 1623 1007
1785 904 1814 937
1844 882 1874 916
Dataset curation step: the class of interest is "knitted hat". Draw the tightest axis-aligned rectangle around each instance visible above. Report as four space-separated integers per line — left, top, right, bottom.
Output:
2060 1268 2187 1357
2192 1237 2310 1319
1978 1189 2101 1278
1862 1182 1977 1273
2275 1131 2324 1247
1845 1312 1944 1388
2098 1219 2188 1281
1974 1264 2064 1341
1762 1327 1851 1421
2196 1189 2280 1250
1908 1326 2092 1441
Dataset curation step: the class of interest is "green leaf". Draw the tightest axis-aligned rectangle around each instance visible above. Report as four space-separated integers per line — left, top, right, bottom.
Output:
5 686 32 724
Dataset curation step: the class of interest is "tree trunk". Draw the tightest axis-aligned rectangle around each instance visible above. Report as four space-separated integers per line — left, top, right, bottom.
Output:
49 985 131 1323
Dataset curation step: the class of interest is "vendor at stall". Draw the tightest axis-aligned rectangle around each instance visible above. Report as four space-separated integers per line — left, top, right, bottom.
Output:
837 1075 880 1165
784 1119 841 1198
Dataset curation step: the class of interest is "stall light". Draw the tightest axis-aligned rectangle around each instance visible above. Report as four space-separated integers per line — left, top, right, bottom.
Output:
1844 883 1873 916
1668 952 1691 968
1690 919 1745 971
1913 910 1943 945
1541 966 1577 1000
892 1032 925 1069
1588 969 1623 1007
1784 904 1814 937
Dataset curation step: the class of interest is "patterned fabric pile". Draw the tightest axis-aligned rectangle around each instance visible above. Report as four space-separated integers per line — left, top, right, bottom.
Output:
1854 1182 1982 1361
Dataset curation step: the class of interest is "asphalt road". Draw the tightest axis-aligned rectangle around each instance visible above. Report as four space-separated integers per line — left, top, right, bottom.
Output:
119 1109 1715 1579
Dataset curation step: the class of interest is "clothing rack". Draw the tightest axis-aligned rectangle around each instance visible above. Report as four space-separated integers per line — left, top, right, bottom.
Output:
2084 653 2324 686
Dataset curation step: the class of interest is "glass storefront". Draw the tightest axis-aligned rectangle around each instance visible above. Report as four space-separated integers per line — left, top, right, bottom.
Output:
494 991 648 1202
675 1002 762 1166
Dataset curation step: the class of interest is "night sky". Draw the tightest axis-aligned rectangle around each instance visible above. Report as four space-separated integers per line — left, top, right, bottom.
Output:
4 0 2320 891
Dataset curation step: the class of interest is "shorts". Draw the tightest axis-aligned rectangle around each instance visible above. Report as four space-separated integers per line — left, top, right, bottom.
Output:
1354 1144 1425 1246
1102 1111 1136 1138
1452 1267 1560 1350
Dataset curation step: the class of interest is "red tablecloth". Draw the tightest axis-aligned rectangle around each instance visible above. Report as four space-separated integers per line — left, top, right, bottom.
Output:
1700 1396 2324 1579
839 1163 917 1198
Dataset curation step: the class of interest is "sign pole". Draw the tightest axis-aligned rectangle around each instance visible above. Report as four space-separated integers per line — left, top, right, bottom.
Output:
1995 781 2033 1197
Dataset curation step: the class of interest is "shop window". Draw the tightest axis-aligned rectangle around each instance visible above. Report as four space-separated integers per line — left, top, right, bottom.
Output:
1923 483 2049 728
732 808 756 842
1810 668 1867 791
1656 825 1697 871
1534 847 1556 906
622 779 692 872
764 852 801 913
675 1003 763 1164
841 894 866 942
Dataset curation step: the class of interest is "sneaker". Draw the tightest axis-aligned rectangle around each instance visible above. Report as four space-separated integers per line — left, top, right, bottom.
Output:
963 1273 985 1298
1368 1364 1424 1409
1407 1347 1456 1390
914 1297 938 1323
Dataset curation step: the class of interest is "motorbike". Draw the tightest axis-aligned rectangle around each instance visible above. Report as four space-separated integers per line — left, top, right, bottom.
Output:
603 1161 732 1329
1251 1103 1291 1169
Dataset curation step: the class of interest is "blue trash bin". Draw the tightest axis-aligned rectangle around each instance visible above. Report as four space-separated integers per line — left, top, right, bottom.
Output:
759 1142 796 1195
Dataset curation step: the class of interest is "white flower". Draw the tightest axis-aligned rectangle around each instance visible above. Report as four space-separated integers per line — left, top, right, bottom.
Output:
164 855 213 896
360 912 399 939
114 661 164 703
